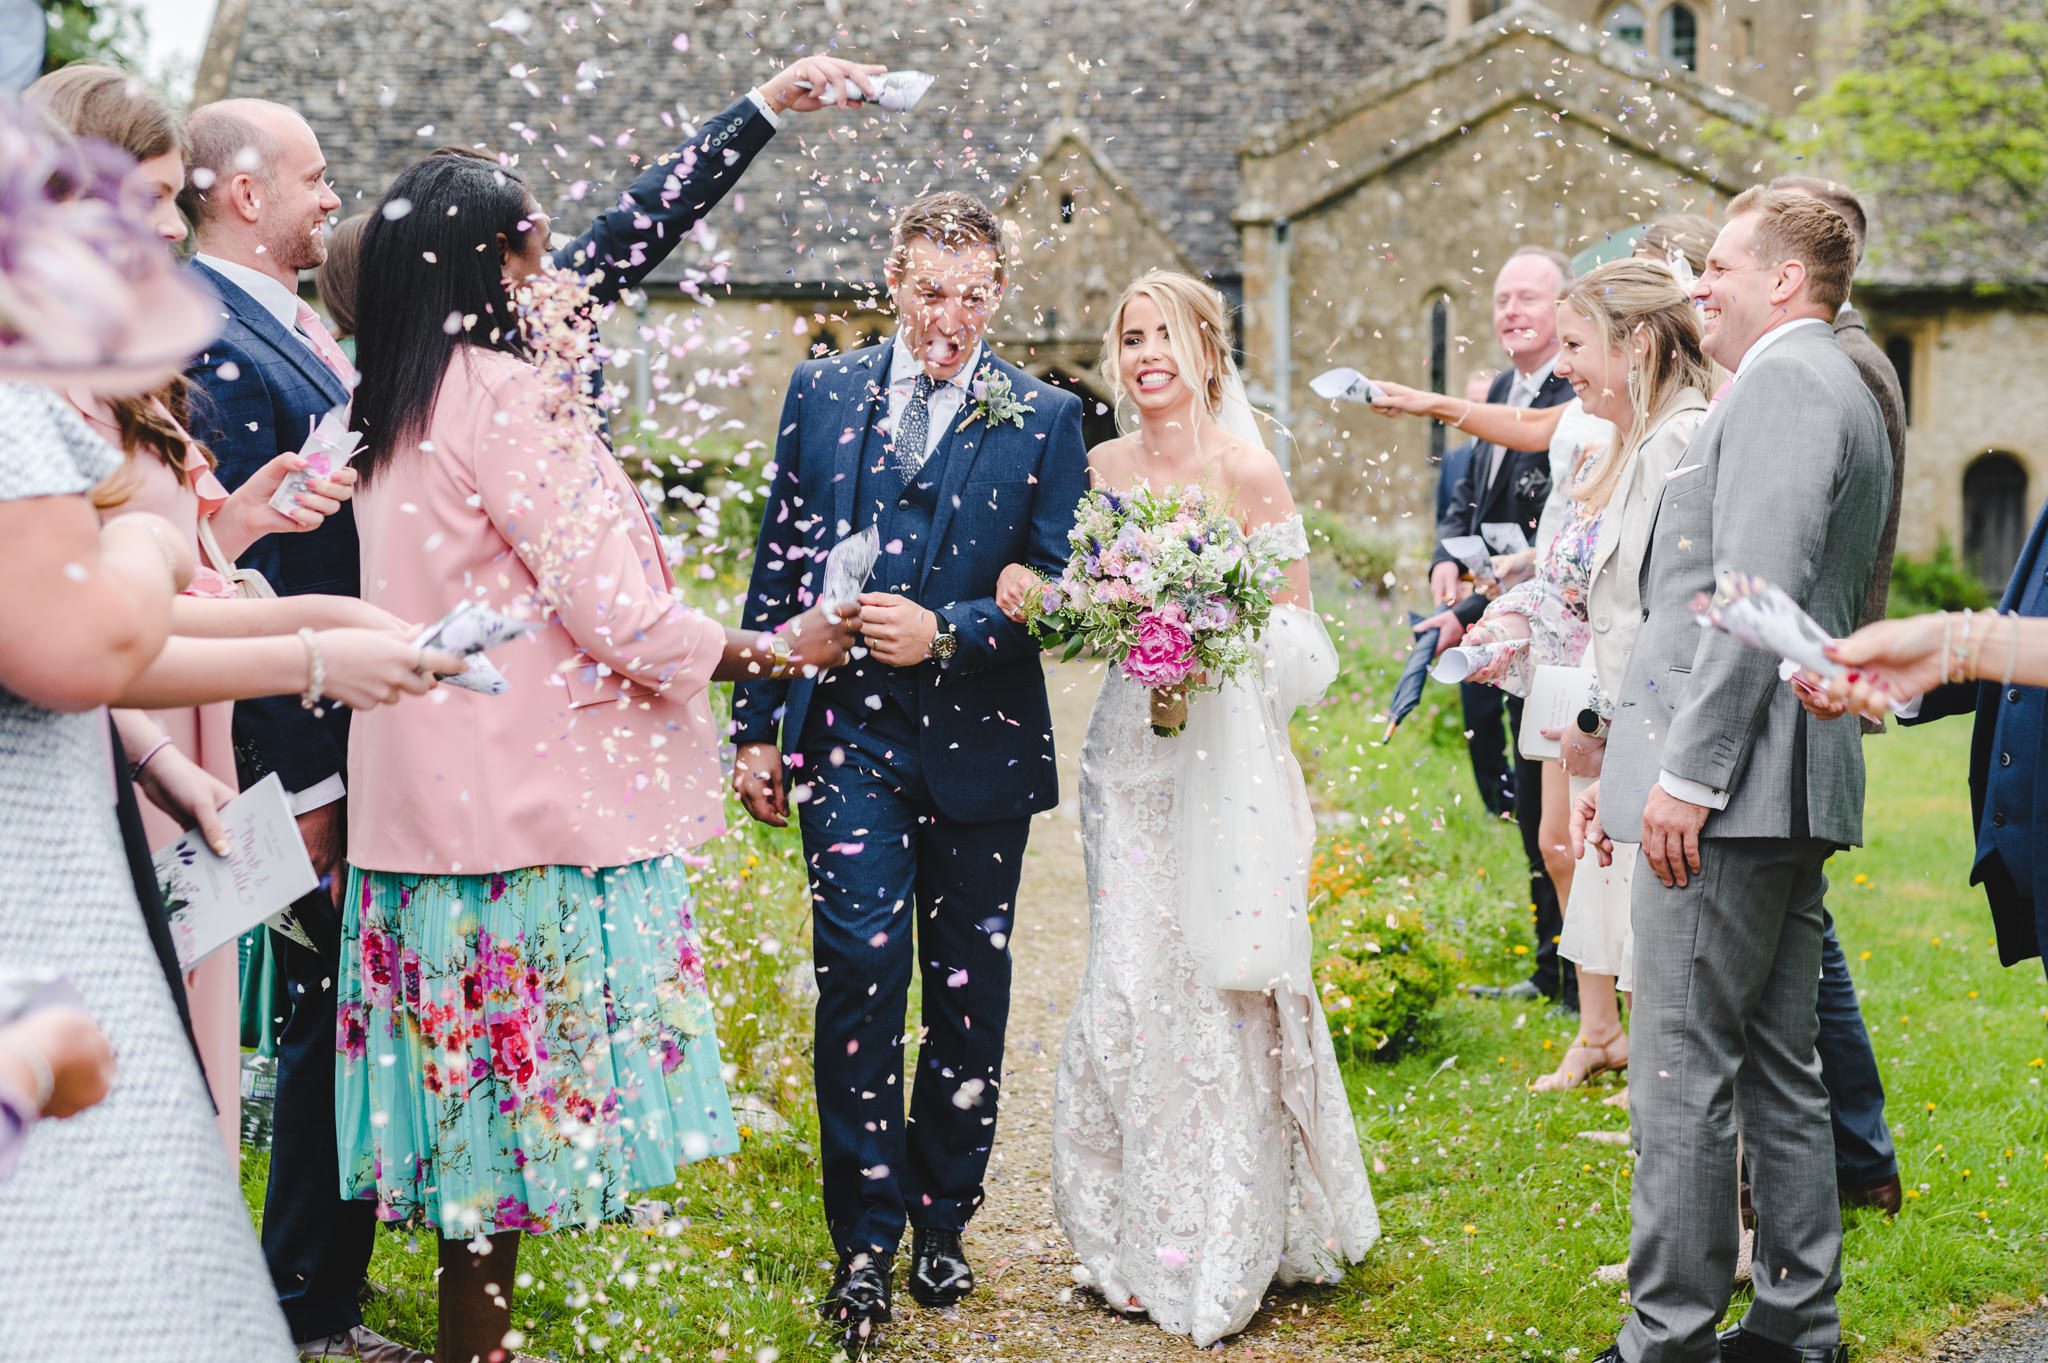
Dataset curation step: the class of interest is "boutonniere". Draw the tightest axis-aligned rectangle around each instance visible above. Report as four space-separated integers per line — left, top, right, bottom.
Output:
1514 465 1552 503
958 365 1033 432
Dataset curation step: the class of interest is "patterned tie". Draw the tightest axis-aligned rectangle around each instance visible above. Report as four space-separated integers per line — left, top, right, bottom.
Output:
894 373 938 484
294 300 358 391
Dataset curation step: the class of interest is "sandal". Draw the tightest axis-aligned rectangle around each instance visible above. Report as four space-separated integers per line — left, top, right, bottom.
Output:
1533 1034 1628 1092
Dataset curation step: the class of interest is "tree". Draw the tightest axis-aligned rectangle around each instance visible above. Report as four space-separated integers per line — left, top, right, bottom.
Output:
1791 0 2048 292
40 0 151 75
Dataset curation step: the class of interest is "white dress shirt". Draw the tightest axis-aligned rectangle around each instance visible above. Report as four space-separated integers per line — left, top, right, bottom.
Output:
1656 316 1832 811
1486 355 1558 491
883 332 980 470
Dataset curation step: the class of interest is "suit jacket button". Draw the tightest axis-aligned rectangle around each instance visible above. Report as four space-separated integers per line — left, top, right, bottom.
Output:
2001 751 2014 767
2009 689 2022 703
1993 811 2008 827
1592 614 1611 633
897 497 912 509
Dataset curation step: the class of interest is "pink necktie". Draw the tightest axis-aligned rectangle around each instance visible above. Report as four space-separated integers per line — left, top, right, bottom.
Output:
295 301 358 391
1708 376 1734 410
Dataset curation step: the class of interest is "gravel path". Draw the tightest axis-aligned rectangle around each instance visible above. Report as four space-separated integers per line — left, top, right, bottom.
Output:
883 663 1365 1362
1909 1302 2048 1363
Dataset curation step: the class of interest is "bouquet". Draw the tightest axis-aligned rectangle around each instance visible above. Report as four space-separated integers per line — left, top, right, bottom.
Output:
1022 484 1284 736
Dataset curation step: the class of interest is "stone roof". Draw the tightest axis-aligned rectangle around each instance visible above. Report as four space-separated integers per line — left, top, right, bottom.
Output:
199 0 1443 292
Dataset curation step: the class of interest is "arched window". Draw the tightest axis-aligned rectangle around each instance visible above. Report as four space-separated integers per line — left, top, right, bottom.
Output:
1963 452 2029 592
1884 335 1914 425
1603 3 1648 47
1058 192 1076 224
1427 294 1451 462
1659 4 1698 70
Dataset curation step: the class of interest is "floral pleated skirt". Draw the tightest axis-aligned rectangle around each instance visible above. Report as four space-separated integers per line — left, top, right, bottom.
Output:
336 856 738 1238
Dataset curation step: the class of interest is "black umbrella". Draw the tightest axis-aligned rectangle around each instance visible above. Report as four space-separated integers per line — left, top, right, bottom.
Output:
1383 611 1442 742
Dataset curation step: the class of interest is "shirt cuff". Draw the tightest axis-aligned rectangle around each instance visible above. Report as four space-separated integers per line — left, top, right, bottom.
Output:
289 773 346 817
746 89 782 128
1891 694 1924 720
1658 769 1729 811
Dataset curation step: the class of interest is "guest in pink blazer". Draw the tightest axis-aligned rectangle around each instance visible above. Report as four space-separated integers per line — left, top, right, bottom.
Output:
338 149 850 1363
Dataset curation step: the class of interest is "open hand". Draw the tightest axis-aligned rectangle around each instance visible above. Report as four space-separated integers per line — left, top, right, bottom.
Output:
995 563 1038 623
858 592 940 667
1641 784 1709 888
1790 668 1850 721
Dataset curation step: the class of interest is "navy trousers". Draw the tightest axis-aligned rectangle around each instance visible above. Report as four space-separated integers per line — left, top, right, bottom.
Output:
798 696 1030 1259
1461 679 1515 816
1505 697 1571 1005
1816 908 1896 1186
262 877 376 1342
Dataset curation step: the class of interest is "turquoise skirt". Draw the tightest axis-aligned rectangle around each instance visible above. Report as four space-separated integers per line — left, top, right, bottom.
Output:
336 857 738 1238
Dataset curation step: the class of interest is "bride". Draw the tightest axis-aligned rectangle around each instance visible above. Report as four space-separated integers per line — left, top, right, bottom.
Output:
995 271 1379 1346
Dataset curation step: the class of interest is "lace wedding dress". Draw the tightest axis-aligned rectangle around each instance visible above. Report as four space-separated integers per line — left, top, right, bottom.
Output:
1051 515 1380 1347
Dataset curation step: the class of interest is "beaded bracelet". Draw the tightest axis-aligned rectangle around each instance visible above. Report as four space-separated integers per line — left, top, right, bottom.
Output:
298 628 326 716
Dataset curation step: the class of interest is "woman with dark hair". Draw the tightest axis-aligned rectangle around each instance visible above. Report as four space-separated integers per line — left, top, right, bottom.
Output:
315 211 371 346
339 150 853 1363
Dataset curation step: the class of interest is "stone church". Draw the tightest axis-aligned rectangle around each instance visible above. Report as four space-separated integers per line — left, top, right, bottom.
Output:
197 0 2047 589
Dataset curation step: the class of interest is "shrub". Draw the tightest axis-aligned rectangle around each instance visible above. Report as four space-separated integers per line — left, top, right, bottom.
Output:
1303 510 1402 595
1889 534 1995 616
1316 896 1457 1062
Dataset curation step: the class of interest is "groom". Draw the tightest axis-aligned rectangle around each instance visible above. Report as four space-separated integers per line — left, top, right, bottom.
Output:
733 191 1087 1349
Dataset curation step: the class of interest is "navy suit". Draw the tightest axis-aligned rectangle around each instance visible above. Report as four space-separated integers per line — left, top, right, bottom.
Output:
734 342 1087 1257
1432 367 1575 997
185 94 779 1342
1906 497 2048 977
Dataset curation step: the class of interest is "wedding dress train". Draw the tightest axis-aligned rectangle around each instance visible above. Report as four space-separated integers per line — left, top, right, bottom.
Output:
1051 516 1380 1347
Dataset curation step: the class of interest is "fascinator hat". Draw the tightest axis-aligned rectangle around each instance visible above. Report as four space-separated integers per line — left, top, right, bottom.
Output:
0 102 218 394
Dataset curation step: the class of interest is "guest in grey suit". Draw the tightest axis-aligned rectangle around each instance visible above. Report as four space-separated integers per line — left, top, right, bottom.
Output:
1575 188 1891 1363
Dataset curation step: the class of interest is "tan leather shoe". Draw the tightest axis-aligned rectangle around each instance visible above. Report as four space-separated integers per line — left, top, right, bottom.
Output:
296 1324 432 1363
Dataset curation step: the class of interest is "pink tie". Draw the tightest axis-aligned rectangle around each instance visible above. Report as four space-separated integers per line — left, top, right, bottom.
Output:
295 301 358 391
1708 376 1734 410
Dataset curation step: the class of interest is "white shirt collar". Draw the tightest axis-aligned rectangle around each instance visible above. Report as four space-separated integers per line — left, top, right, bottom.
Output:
1510 355 1556 400
1734 316 1830 377
887 332 981 393
196 253 304 333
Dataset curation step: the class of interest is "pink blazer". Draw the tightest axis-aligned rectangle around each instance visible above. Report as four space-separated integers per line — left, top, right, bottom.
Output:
348 347 727 875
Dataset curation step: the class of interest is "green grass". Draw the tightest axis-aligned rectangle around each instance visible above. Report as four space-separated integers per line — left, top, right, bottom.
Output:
240 571 2048 1360
1300 594 2048 1362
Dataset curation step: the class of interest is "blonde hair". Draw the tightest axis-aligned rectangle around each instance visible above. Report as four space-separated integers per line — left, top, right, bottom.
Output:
1558 259 1714 514
1724 186 1858 313
1101 270 1235 429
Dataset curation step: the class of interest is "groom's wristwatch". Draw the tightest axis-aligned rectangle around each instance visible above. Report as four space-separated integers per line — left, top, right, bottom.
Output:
928 613 958 663
1575 707 1609 739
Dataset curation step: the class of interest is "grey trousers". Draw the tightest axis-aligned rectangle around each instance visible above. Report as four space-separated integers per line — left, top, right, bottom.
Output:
1620 837 1844 1363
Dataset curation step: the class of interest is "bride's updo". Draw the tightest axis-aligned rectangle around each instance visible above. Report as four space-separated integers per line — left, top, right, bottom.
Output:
1102 270 1235 424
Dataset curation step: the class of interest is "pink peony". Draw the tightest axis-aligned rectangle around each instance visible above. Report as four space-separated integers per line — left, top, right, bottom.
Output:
1123 606 1197 687
488 1013 537 1091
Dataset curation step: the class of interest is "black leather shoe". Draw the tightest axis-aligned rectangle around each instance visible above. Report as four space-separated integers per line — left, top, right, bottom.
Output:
1841 1172 1903 1216
1468 978 1543 1001
908 1226 975 1307
819 1250 893 1354
1718 1323 1849 1363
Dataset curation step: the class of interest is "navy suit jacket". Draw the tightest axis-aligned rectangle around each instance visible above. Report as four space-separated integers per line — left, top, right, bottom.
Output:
1905 497 2048 975
1432 366 1575 626
185 96 778 792
185 261 356 792
732 342 1090 823
1436 437 1479 525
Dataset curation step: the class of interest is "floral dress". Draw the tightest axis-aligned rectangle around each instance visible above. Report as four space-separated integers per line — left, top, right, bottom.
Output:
336 857 738 1237
1468 470 1604 699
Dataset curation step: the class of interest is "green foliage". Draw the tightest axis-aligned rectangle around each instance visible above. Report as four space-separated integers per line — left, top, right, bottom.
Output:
39 0 149 73
1303 509 1401 595
1889 534 1995 617
1789 0 2048 285
1316 899 1458 1062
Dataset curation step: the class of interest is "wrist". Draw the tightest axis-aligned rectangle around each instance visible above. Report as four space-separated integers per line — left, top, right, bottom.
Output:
130 735 175 781
298 627 327 715
0 1042 54 1113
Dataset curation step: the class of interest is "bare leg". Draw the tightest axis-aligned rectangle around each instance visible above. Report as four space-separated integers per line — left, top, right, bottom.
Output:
437 1230 520 1363
1538 759 1575 910
1535 968 1628 1090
